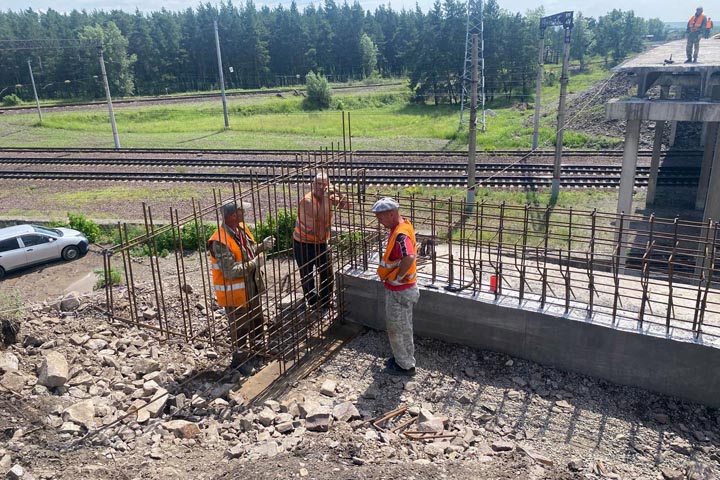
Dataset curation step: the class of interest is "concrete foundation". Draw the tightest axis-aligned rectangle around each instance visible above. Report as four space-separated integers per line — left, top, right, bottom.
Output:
342 272 720 408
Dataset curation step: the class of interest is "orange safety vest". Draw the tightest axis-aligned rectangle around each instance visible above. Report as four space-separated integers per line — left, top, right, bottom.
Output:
377 220 417 286
293 191 331 244
708 19 714 29
208 224 256 307
689 13 706 32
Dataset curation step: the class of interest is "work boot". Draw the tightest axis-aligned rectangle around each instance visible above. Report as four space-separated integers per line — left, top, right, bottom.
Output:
693 58 698 63
685 58 693 63
384 358 416 377
231 350 254 376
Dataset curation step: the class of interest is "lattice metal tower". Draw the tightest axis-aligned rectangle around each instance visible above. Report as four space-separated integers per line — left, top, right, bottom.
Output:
458 0 486 131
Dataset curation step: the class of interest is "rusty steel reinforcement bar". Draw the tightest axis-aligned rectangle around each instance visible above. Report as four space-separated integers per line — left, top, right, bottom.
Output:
102 146 720 383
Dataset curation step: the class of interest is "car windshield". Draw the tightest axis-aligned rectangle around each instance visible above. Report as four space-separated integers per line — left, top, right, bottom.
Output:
32 226 62 237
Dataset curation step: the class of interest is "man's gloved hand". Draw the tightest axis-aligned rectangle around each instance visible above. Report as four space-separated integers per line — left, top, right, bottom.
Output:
386 277 405 286
262 236 275 251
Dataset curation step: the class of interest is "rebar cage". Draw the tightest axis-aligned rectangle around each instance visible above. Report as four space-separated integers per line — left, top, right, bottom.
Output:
102 152 720 381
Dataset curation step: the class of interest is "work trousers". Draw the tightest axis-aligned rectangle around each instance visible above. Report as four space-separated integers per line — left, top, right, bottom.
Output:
225 296 263 355
687 34 701 61
293 240 333 307
385 284 420 370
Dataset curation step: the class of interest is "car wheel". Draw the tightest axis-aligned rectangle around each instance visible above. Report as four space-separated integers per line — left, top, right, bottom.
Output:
62 246 80 261
0 266 4 280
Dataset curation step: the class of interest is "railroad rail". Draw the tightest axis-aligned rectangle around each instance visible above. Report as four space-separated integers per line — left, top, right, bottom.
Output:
0 156 702 176
0 82 403 113
0 146 705 158
0 169 699 188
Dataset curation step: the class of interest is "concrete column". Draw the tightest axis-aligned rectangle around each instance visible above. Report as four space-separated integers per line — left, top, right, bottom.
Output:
669 121 678 147
616 119 641 272
618 120 641 217
696 122 719 210
696 126 720 275
646 120 665 205
703 126 720 222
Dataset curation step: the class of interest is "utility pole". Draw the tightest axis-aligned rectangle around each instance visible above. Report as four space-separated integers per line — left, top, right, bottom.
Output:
467 34 479 210
97 41 121 149
534 11 574 203
551 22 572 201
531 29 544 149
27 59 42 123
214 20 230 129
459 0 485 131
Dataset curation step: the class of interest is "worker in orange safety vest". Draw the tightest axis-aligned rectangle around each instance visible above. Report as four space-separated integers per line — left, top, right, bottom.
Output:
372 197 420 376
208 200 274 373
687 7 707 63
293 172 350 310
706 17 713 38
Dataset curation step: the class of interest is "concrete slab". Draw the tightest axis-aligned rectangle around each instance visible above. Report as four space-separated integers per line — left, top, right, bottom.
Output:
342 270 720 408
606 98 720 121
617 39 720 71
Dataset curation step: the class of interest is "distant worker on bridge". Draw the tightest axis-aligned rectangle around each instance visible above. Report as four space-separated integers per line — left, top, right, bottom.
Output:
706 17 714 39
686 6 707 63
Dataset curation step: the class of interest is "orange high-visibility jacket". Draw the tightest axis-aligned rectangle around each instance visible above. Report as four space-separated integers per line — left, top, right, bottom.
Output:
689 13 707 32
208 224 256 307
293 191 331 244
377 220 417 286
707 19 714 29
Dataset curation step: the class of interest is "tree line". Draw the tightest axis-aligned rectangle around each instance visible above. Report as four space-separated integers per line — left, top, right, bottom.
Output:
0 1 669 104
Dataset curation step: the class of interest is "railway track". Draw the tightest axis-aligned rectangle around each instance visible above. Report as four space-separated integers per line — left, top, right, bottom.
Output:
0 156 702 177
0 146 704 158
0 169 700 188
0 82 403 113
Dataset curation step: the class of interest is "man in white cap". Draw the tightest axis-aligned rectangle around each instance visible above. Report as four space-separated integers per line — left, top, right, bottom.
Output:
207 200 274 374
372 197 420 376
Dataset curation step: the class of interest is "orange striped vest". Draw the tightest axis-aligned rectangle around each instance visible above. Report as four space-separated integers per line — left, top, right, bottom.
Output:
377 220 417 286
208 224 256 307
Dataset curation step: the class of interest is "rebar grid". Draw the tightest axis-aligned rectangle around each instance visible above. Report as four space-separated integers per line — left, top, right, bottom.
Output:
102 146 365 375
103 152 720 377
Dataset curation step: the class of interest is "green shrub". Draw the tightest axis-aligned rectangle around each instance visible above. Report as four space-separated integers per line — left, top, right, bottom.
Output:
253 210 297 254
303 71 331 110
67 213 101 243
131 222 217 257
94 267 124 290
1 94 22 107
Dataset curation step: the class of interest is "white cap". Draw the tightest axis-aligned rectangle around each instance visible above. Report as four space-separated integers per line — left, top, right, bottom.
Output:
221 200 251 218
371 197 400 213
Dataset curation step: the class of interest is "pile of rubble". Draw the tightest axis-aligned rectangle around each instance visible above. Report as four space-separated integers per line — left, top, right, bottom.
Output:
0 292 718 479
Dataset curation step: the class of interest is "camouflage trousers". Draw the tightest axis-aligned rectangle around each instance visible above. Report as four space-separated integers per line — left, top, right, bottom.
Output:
385 284 420 370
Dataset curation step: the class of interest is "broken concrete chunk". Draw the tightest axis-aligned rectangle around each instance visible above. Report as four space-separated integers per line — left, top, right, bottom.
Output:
258 408 275 427
491 440 514 452
63 399 95 429
417 409 444 433
0 352 19 372
162 420 201 439
332 401 360 422
59 291 81 311
138 388 168 419
305 408 333 432
320 379 337 397
37 351 69 388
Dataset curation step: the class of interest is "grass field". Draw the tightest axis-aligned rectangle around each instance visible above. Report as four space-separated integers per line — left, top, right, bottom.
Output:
0 66 622 151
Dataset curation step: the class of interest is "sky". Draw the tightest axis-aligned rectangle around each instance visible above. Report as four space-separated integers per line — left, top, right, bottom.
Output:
0 0 697 22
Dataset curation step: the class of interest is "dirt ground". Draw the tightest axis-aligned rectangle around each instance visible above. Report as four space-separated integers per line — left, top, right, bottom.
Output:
0 247 718 480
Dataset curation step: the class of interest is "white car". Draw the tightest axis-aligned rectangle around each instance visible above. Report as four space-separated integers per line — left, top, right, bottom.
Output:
0 225 90 279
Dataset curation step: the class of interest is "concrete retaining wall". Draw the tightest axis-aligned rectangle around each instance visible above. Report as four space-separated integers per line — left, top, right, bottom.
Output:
341 273 720 408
